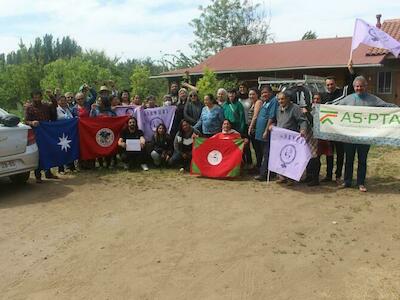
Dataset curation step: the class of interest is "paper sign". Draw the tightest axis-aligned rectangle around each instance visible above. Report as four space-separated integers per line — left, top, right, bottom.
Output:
126 139 141 151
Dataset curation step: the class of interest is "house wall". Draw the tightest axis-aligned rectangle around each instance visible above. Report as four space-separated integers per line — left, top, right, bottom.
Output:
168 61 399 104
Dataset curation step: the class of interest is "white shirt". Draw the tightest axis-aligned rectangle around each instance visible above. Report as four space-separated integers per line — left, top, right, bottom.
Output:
57 105 73 120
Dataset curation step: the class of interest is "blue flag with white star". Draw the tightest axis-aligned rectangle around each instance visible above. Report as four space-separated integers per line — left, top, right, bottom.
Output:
34 119 79 170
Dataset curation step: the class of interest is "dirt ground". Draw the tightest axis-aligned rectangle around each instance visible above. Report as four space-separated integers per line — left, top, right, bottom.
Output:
1 146 400 300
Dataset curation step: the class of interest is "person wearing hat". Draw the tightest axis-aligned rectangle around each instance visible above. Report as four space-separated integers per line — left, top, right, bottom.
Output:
99 85 110 98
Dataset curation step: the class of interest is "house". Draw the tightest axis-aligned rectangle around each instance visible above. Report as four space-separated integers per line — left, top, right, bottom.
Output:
157 16 400 104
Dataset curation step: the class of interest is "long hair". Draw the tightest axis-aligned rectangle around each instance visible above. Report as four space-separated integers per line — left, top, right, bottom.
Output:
154 123 167 143
128 116 139 132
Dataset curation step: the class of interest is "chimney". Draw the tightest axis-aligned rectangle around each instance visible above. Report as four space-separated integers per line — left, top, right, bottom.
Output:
376 14 382 29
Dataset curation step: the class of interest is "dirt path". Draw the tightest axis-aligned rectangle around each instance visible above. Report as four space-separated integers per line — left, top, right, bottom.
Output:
1 159 400 299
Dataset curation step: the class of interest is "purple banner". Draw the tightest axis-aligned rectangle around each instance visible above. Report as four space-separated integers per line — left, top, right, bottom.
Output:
351 18 400 57
114 105 139 117
268 126 311 181
137 106 176 141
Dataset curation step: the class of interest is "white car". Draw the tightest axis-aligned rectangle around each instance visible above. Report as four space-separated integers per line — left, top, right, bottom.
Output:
0 108 38 184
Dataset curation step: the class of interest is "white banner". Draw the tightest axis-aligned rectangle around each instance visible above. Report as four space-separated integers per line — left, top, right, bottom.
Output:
314 104 400 146
268 127 311 181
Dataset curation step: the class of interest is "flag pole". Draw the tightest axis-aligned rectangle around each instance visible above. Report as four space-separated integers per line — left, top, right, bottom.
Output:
267 169 270 185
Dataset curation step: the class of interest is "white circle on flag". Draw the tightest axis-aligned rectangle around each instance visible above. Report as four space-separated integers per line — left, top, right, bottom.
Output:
207 150 223 166
96 128 114 147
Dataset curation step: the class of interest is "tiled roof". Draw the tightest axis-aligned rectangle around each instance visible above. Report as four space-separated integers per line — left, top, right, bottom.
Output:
367 18 400 56
161 37 384 77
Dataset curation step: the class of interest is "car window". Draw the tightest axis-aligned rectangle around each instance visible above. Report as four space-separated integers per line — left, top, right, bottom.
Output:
0 108 7 116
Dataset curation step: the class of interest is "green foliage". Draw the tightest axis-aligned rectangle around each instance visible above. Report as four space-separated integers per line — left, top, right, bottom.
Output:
195 67 238 100
196 68 220 99
5 34 81 65
0 34 170 110
190 0 273 61
0 63 42 109
41 57 112 93
301 30 318 40
130 65 168 102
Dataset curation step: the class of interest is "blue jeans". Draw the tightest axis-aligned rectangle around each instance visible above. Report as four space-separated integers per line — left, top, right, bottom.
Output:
168 151 191 169
344 143 370 186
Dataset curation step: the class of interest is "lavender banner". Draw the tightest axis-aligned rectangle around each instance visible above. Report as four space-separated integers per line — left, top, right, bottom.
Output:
137 106 176 141
268 126 311 181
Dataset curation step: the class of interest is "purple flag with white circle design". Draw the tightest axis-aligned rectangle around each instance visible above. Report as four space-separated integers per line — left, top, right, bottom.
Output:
351 18 400 57
268 126 311 181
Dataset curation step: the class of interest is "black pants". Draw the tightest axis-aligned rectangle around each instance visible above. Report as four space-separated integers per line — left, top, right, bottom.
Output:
306 157 321 183
243 142 253 166
250 135 264 168
326 141 344 179
344 143 370 186
259 134 271 176
120 150 144 168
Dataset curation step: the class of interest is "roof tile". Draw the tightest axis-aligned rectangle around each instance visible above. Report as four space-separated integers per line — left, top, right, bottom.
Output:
367 18 400 56
163 37 384 76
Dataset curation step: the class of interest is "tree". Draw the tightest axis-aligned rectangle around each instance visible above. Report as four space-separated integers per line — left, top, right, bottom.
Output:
41 57 112 93
159 51 196 71
0 63 42 109
130 65 168 102
195 68 238 100
301 30 317 40
190 0 273 61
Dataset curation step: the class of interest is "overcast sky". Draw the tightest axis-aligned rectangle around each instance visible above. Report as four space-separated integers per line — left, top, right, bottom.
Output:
1 0 399 60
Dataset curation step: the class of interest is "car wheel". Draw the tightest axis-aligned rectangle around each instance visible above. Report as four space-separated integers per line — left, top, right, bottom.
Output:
9 172 30 184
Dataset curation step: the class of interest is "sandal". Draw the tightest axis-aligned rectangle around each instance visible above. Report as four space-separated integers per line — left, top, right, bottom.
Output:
359 185 367 192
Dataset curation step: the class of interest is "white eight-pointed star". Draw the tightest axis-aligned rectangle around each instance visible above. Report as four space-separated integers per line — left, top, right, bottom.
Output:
57 133 72 152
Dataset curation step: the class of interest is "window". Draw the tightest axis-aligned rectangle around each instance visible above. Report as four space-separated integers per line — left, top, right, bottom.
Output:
377 71 392 94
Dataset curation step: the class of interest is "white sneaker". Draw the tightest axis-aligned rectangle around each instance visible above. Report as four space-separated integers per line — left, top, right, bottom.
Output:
179 167 185 173
141 164 149 171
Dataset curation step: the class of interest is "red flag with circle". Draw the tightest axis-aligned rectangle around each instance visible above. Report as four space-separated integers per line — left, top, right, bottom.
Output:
79 116 129 160
190 133 244 178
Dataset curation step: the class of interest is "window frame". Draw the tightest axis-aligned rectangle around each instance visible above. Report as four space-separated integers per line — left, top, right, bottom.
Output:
377 71 392 94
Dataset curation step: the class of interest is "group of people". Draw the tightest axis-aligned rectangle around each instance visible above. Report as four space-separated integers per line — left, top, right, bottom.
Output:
24 66 397 192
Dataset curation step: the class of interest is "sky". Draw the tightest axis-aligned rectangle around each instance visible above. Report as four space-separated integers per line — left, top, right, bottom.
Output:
1 0 399 61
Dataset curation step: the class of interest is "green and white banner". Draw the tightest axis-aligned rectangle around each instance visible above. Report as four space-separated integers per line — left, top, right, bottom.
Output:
313 104 400 146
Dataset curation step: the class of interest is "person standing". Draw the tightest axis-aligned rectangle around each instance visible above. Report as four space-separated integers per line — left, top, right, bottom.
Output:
184 91 204 126
337 76 397 192
170 88 189 138
194 94 224 137
216 88 227 106
254 86 279 181
24 90 59 183
56 95 76 174
169 82 179 105
247 88 264 169
274 91 308 185
320 60 356 183
222 88 246 135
